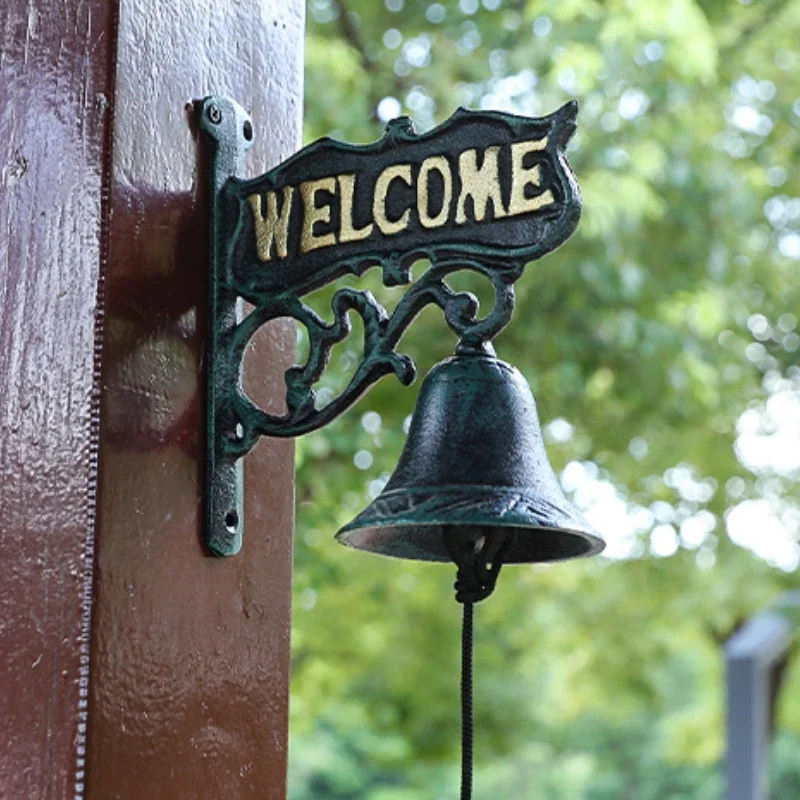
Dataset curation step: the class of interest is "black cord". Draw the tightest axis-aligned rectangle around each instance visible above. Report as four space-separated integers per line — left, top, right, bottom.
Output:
443 529 514 800
461 600 474 800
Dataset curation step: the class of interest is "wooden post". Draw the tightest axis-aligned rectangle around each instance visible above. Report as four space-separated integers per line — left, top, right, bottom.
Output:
0 2 116 797
0 1 303 797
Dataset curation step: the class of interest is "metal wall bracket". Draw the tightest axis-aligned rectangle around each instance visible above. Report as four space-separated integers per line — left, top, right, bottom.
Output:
199 95 582 556
200 96 253 556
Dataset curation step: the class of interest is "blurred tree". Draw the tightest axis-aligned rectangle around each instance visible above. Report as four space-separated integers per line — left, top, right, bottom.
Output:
288 0 800 795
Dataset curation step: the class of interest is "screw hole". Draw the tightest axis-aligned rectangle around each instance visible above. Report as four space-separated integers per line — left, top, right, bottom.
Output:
243 120 253 141
225 510 239 532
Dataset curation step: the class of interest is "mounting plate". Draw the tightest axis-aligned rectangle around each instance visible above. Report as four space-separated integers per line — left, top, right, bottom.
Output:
200 96 253 556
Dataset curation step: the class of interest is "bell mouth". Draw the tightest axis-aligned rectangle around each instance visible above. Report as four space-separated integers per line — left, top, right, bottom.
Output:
337 521 602 564
335 485 605 564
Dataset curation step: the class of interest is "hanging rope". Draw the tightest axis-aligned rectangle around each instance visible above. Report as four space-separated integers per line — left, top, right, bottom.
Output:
461 601 474 800
443 530 514 800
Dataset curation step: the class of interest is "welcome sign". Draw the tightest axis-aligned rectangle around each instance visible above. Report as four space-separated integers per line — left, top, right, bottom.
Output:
217 101 581 299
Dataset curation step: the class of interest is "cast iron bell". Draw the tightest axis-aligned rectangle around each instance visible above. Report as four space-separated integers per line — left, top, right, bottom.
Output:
337 352 605 564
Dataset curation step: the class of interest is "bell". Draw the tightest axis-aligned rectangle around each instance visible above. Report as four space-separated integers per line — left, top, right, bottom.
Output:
336 352 605 564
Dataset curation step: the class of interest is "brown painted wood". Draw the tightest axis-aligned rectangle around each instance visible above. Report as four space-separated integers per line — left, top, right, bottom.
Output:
85 1 304 798
1 0 302 796
0 1 115 798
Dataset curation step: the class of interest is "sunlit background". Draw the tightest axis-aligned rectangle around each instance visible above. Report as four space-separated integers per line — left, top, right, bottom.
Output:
288 1 800 796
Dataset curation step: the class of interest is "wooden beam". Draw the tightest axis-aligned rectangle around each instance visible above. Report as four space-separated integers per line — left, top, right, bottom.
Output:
85 2 304 797
0 2 115 797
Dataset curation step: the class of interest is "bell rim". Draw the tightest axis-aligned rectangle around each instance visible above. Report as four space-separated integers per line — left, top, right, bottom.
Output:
336 521 605 563
336 483 605 563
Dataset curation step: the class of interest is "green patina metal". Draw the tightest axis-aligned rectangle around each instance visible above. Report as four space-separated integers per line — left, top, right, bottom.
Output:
337 352 604 568
199 95 583 557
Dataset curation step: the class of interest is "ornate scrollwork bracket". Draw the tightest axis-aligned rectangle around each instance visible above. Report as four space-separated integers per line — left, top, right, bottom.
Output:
199 95 581 556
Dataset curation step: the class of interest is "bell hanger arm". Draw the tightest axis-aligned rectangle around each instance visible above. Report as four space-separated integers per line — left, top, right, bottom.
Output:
222 257 520 453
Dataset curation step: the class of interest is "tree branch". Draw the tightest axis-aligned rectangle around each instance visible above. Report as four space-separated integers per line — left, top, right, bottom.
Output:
721 0 792 62
334 0 376 76
333 0 410 120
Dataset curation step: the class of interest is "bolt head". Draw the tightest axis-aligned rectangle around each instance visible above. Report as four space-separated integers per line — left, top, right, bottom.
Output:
207 103 222 124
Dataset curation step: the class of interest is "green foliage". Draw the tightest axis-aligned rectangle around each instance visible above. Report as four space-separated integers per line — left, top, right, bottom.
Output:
291 0 800 795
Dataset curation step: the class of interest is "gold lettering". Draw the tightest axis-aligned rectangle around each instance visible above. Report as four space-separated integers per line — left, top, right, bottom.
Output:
373 164 413 235
508 138 554 216
455 146 506 224
248 187 293 262
417 156 453 229
300 178 337 253
337 174 374 243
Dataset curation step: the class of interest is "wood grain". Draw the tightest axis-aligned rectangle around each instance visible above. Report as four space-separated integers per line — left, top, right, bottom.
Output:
0 1 115 798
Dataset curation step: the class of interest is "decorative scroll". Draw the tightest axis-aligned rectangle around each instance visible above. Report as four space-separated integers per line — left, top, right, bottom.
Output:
223 257 521 453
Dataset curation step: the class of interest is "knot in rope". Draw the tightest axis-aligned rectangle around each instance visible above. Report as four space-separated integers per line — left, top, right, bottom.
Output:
443 528 513 604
